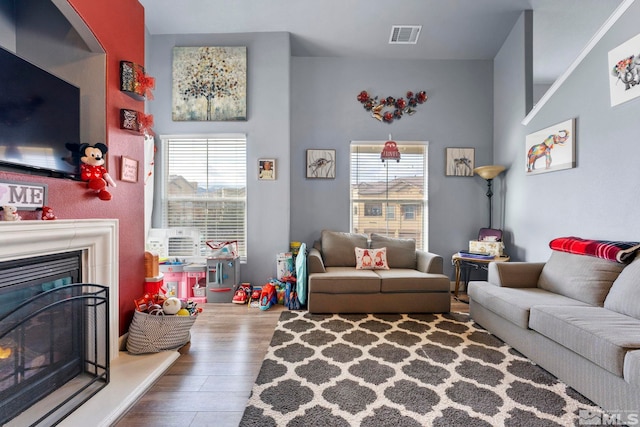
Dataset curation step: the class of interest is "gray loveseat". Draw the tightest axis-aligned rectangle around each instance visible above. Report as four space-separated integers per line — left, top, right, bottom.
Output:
307 230 451 313
469 250 640 419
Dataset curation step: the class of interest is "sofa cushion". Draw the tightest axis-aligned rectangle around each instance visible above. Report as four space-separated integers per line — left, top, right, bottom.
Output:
370 233 416 269
355 247 389 270
537 251 625 306
308 267 380 293
376 269 450 292
624 350 640 387
468 282 590 329
605 255 640 320
529 305 640 377
321 230 368 267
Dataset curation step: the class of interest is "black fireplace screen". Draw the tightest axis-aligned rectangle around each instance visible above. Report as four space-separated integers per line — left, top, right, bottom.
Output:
0 251 109 425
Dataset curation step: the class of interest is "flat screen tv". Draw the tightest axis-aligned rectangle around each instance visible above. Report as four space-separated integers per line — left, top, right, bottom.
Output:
0 46 81 179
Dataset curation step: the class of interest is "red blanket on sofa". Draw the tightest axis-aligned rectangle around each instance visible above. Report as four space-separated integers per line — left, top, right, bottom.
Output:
549 236 640 263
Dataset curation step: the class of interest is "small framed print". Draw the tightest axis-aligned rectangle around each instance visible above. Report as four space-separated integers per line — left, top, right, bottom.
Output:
306 149 336 179
258 158 276 180
121 156 139 183
445 147 475 176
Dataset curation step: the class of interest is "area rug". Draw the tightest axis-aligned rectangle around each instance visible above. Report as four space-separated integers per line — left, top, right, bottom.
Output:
240 311 602 427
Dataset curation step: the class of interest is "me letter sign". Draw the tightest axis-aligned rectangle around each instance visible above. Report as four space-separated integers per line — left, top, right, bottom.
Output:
0 180 48 210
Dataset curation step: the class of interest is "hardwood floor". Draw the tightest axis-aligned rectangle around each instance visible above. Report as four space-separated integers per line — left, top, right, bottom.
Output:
114 294 470 427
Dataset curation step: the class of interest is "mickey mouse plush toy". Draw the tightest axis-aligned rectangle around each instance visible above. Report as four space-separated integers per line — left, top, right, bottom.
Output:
79 143 116 201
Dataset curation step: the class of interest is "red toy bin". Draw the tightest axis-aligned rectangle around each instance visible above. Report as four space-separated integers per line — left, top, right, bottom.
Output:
144 274 164 294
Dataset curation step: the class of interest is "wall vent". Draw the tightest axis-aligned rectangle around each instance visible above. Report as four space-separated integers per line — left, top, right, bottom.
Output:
389 25 421 44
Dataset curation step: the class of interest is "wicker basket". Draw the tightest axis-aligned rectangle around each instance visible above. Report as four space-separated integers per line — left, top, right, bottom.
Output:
126 310 197 354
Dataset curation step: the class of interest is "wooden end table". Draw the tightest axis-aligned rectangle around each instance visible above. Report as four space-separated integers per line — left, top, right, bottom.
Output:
451 254 510 301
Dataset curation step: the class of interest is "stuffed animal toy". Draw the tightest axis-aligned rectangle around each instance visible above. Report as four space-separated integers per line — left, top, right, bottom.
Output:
41 206 57 220
79 142 116 201
2 205 21 221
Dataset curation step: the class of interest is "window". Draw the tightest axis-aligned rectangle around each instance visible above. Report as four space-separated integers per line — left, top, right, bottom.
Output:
161 134 247 260
350 142 428 250
364 203 382 216
386 204 396 219
402 204 417 220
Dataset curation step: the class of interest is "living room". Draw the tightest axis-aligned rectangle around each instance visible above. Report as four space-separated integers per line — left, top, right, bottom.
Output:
1 0 640 425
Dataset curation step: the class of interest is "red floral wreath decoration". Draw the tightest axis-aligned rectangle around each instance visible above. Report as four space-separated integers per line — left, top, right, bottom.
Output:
357 90 427 123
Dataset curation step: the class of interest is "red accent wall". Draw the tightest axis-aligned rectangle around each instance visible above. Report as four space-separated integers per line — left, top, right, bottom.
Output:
0 0 146 335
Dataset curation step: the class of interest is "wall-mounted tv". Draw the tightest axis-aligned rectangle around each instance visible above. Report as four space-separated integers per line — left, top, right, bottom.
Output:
0 46 81 179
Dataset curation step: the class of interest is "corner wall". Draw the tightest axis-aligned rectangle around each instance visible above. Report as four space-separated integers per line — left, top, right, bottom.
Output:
495 2 640 261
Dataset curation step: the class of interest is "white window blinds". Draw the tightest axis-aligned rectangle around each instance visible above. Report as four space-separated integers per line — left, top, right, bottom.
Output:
162 135 247 259
350 142 428 250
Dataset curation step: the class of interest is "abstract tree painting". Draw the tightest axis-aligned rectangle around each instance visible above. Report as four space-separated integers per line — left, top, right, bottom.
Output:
172 46 247 121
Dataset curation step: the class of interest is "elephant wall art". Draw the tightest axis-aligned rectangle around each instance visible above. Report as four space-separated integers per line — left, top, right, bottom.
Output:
525 118 576 175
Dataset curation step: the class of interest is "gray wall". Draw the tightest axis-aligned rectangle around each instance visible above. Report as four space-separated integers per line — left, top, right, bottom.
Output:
147 32 291 286
495 2 640 262
291 57 495 277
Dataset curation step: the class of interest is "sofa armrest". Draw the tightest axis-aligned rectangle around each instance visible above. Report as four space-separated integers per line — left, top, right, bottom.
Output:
416 250 444 274
308 248 326 274
487 262 545 288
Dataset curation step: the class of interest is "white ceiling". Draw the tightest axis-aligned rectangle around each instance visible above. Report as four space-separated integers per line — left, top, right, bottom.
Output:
140 0 623 85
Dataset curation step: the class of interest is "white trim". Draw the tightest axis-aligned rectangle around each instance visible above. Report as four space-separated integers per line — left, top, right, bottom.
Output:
522 0 635 125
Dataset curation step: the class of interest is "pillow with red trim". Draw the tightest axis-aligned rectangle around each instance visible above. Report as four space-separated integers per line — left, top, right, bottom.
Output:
355 247 389 270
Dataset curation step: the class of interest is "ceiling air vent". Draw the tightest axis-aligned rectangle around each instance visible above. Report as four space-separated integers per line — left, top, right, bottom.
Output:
389 25 421 44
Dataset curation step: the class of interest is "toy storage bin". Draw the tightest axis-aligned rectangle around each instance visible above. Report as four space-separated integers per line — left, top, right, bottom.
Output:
144 274 164 294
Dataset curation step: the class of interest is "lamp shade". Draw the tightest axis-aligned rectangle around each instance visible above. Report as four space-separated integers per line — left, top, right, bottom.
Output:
474 165 505 180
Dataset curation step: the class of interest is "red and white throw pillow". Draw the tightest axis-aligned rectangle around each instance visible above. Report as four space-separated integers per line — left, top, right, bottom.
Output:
355 247 389 270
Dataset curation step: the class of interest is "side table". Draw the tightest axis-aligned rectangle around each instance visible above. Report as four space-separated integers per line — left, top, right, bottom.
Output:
451 254 510 301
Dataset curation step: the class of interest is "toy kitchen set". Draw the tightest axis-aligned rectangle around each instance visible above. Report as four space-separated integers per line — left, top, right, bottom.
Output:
145 228 240 303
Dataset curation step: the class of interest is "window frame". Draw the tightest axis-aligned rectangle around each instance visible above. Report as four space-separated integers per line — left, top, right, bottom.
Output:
350 141 429 250
160 133 247 260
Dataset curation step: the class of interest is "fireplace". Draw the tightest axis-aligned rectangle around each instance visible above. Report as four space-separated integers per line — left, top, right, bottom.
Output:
0 251 110 425
0 220 119 425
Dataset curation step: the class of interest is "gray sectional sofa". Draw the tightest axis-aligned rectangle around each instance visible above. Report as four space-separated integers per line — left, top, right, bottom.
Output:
307 230 451 313
469 250 640 419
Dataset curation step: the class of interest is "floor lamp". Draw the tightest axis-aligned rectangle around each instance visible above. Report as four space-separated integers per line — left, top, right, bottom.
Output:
473 165 505 229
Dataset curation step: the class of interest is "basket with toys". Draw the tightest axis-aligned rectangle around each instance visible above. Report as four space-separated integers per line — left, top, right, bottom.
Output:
126 291 202 355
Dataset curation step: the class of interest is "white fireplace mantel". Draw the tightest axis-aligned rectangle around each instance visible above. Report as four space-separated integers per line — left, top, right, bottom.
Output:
0 219 119 360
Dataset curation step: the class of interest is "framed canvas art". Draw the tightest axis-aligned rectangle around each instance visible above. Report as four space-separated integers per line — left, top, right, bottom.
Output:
525 118 576 175
172 46 247 121
608 33 640 107
306 149 336 179
445 147 474 176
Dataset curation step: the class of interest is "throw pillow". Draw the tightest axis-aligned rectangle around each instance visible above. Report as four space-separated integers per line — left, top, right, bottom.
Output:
355 247 389 270
370 233 416 269
321 230 368 267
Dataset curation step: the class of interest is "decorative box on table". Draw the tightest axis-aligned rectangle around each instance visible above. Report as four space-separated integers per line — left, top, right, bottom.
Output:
469 240 504 256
